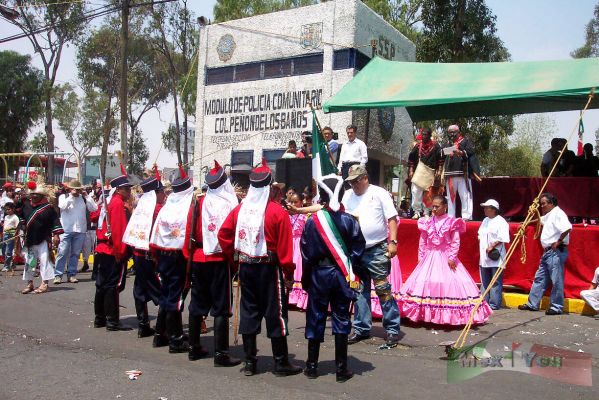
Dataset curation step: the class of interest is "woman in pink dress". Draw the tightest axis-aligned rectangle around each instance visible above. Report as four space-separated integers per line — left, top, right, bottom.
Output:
287 194 309 309
400 195 492 325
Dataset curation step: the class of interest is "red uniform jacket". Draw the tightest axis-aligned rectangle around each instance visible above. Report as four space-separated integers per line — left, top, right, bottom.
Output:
132 202 163 257
182 196 225 263
96 193 130 261
218 200 295 276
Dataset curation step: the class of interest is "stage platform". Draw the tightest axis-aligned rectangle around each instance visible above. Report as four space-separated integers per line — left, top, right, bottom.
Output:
396 219 599 301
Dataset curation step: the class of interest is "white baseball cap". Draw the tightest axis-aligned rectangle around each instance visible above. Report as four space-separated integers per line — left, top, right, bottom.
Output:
480 199 500 210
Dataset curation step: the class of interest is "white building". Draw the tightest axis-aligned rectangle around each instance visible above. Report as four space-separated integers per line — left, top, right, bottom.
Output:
194 0 415 186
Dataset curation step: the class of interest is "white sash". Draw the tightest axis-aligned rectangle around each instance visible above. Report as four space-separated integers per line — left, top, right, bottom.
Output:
202 180 238 255
234 185 269 257
123 191 156 250
98 187 116 230
150 186 194 250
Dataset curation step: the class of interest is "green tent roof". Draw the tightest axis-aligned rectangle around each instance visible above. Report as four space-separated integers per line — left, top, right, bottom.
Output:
323 57 599 121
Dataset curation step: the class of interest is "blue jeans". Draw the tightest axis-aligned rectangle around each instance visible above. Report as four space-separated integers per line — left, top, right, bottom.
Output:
479 266 503 310
2 232 15 270
353 241 401 336
526 248 569 313
54 232 86 278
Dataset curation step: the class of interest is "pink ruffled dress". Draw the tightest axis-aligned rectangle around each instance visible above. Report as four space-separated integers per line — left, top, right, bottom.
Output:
288 214 308 309
400 214 492 325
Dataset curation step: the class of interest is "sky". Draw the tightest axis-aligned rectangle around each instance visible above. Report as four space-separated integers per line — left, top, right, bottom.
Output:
1 0 598 170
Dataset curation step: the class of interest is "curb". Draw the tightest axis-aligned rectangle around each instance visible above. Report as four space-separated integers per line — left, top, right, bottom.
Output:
502 292 596 316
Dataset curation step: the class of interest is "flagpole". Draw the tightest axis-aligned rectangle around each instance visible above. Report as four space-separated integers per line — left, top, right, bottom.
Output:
308 102 337 170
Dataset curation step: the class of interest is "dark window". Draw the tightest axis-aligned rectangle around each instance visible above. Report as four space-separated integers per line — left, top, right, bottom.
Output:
235 63 262 82
292 53 323 75
264 59 292 78
206 66 234 85
332 49 371 71
262 149 286 176
231 150 253 167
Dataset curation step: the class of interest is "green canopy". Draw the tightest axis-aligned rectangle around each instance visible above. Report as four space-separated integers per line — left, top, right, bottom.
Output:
323 57 599 121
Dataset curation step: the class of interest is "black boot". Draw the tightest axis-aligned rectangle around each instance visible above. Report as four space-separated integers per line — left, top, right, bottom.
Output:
91 253 98 281
167 311 189 353
105 288 131 331
304 339 320 379
153 307 169 347
242 334 258 376
93 289 106 328
135 301 155 338
335 334 353 382
81 261 90 273
271 336 302 377
188 314 208 360
214 316 241 367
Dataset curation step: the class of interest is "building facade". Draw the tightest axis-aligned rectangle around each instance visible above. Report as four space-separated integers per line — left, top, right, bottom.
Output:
194 0 415 186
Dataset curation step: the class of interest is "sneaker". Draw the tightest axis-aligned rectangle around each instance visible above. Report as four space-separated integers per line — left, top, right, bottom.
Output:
518 304 537 311
53 276 62 285
1 267 8 272
385 334 400 347
67 276 79 283
545 309 562 316
347 333 371 345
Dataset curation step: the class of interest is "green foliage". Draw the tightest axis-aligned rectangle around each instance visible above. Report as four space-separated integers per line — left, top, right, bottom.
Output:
127 128 149 176
571 3 599 58
0 51 43 154
27 131 49 153
362 0 422 43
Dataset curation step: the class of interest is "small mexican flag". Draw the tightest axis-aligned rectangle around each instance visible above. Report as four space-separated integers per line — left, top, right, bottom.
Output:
311 110 336 184
578 112 584 156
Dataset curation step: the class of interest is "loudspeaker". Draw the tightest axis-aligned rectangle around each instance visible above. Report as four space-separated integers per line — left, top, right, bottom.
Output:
275 158 312 192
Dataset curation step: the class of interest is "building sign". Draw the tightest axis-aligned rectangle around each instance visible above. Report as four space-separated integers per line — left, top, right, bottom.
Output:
300 23 323 49
376 35 396 60
204 88 323 148
217 34 236 61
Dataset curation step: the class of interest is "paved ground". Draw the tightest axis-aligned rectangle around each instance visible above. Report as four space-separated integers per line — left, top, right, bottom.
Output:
0 267 598 400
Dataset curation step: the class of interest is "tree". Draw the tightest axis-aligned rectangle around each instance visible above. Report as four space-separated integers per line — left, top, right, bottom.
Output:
53 83 118 180
571 3 599 58
363 0 423 43
0 51 43 155
27 132 48 153
5 0 87 182
416 0 513 163
127 128 149 176
213 0 317 23
484 114 557 177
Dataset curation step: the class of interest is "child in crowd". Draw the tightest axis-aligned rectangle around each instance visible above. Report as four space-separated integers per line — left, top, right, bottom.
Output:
288 193 309 309
2 202 19 275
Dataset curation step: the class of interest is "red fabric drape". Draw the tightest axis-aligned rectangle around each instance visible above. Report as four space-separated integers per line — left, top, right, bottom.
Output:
397 219 599 299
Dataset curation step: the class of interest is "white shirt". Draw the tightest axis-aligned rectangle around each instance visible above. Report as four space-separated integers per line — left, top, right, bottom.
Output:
58 193 98 233
478 215 510 268
3 214 19 232
591 267 599 285
540 206 572 248
342 184 397 248
337 138 368 170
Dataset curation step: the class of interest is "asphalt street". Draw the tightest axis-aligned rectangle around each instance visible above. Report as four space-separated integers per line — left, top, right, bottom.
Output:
0 268 597 400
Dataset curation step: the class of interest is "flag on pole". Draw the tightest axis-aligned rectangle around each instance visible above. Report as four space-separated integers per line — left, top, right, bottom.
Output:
577 112 584 156
311 110 336 182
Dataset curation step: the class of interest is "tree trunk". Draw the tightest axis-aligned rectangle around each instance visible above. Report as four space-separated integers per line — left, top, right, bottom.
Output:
119 0 130 171
453 0 466 62
44 87 55 183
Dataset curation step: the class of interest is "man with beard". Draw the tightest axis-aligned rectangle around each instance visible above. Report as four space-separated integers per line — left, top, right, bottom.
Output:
218 160 301 377
407 128 442 219
183 161 241 366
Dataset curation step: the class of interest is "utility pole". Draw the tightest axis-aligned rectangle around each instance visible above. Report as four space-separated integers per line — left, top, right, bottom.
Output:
119 0 130 171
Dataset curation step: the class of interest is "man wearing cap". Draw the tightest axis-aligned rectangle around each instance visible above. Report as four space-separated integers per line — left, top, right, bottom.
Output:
54 180 98 284
122 168 166 340
183 161 241 366
441 125 476 221
94 167 133 331
337 125 368 180
218 159 302 377
519 193 572 315
301 174 365 382
478 199 510 310
20 183 63 294
342 164 401 347
149 166 195 353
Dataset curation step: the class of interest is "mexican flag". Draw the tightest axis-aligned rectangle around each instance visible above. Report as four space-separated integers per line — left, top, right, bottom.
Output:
311 110 336 183
577 113 584 156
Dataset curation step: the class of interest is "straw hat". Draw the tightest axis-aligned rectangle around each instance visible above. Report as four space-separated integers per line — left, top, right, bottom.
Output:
65 179 85 190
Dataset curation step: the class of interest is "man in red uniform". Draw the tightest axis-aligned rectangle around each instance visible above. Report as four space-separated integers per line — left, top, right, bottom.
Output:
94 168 133 331
218 160 301 377
123 169 166 340
183 161 241 366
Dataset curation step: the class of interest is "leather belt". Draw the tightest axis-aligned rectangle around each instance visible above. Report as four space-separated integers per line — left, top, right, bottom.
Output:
239 251 278 264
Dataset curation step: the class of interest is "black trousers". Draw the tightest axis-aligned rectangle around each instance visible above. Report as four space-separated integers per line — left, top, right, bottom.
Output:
189 260 232 317
132 254 161 306
95 253 126 291
156 251 186 312
238 263 289 338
